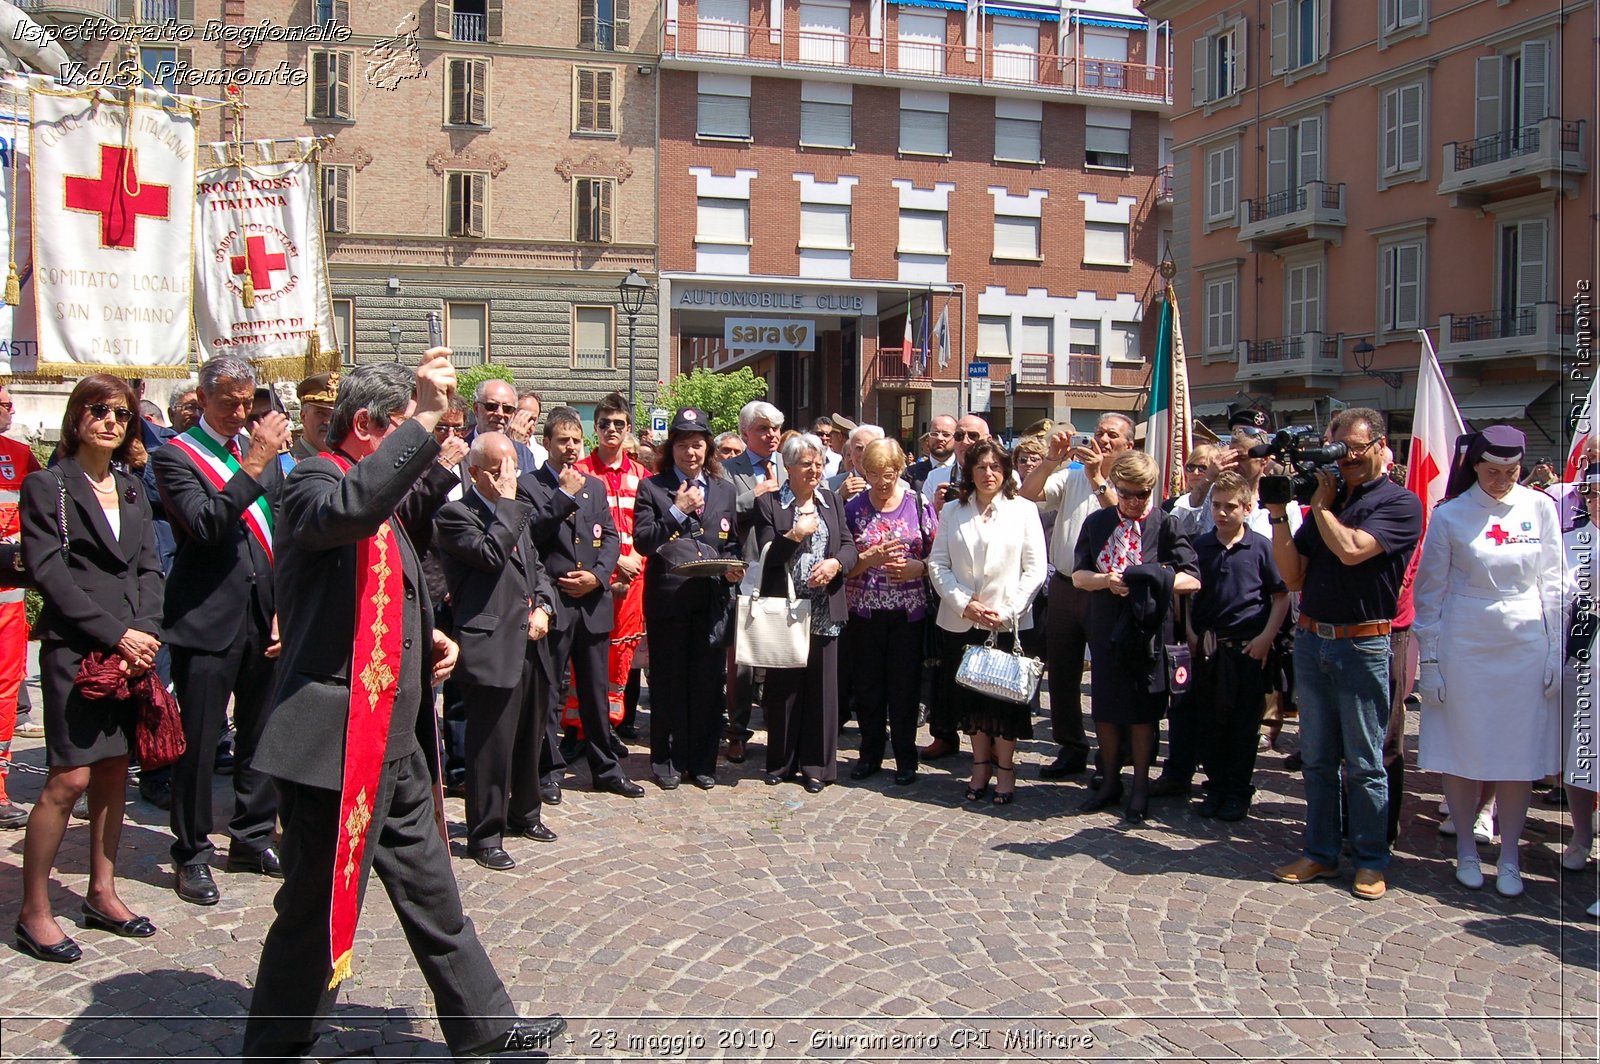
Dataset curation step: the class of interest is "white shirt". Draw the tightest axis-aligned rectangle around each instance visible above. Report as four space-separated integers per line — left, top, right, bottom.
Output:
823 450 842 478
1034 464 1103 574
927 493 1048 632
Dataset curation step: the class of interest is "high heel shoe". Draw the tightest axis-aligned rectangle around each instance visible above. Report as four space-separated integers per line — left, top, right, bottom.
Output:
1078 779 1123 814
964 760 991 803
991 761 1016 806
82 901 156 939
15 921 81 963
1123 793 1150 825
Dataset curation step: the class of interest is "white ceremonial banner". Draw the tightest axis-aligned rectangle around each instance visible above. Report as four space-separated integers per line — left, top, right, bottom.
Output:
0 77 36 377
30 84 197 376
194 137 337 379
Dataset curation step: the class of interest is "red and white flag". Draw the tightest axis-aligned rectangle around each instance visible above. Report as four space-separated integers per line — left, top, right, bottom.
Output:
901 309 913 370
1407 329 1465 521
30 85 196 375
194 137 337 379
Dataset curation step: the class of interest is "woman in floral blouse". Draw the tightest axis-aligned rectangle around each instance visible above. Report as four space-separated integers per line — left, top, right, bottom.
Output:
843 439 937 786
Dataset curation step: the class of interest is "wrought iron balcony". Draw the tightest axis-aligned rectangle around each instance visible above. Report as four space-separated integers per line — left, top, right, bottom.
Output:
1439 117 1587 206
448 347 485 368
1238 181 1345 249
1236 332 1342 383
876 350 931 385
454 12 486 42
573 347 614 371
1436 303 1574 370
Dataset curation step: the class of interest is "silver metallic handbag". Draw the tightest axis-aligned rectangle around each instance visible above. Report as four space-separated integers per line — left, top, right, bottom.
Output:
734 543 812 669
955 618 1044 705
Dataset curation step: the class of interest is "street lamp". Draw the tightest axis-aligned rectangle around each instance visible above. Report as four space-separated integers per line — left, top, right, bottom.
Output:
1351 339 1403 389
388 322 403 361
618 268 650 416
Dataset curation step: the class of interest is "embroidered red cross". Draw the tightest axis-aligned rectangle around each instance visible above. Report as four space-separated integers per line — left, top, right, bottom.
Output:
229 236 289 293
63 145 170 250
1485 523 1510 545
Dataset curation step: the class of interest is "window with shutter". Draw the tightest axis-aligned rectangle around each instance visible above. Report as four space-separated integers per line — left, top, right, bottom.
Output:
575 178 615 243
799 204 851 250
331 299 353 365
447 173 487 238
1085 108 1132 169
1500 218 1548 312
574 68 616 133
798 0 851 66
1082 222 1129 266
697 73 751 138
447 303 488 361
1384 0 1423 32
1381 83 1424 177
898 209 947 255
447 59 489 126
698 0 750 56
1381 241 1423 331
1018 317 1051 355
899 91 948 155
994 98 1041 163
697 198 749 243
800 81 852 148
1206 143 1237 222
897 11 946 76
1204 275 1236 352
993 215 1040 260
1517 39 1550 128
309 50 353 119
573 307 614 369
321 166 351 233
977 316 1010 356
1068 321 1098 355
1286 260 1322 334
1474 56 1504 139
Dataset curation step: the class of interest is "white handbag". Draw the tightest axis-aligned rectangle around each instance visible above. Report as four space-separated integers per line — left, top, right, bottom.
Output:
735 543 812 669
955 618 1044 705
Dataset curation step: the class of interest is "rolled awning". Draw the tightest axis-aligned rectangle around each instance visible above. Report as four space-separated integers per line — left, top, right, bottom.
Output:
1074 13 1149 30
1454 381 1554 421
1191 401 1230 417
988 4 1061 21
1273 397 1318 414
888 0 967 10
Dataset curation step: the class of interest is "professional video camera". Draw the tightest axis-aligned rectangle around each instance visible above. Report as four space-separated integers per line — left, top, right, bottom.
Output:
1250 428 1349 507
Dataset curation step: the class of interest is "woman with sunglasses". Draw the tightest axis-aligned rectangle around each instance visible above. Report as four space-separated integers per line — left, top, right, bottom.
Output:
1072 450 1199 823
15 375 165 962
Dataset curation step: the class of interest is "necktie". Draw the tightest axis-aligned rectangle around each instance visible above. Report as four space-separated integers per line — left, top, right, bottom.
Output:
226 438 242 463
758 457 771 481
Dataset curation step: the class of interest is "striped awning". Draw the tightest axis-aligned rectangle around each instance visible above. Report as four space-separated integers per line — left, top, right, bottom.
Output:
989 3 1061 21
1191 401 1231 418
1074 12 1150 30
888 0 967 10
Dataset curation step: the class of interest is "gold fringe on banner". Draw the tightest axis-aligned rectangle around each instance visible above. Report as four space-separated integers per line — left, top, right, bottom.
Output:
3 263 18 306
30 362 193 380
240 270 256 309
250 354 310 383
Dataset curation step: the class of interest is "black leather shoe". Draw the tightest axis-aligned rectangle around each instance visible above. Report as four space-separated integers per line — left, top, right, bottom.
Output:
225 846 283 878
654 772 680 791
763 772 785 786
690 774 716 791
596 778 645 798
1148 775 1193 798
616 723 638 740
893 770 919 786
137 778 172 811
471 847 516 871
0 800 29 829
14 922 80 963
174 864 219 906
461 1016 568 1060
1039 754 1087 780
849 762 881 781
522 822 558 843
802 777 825 794
539 783 562 806
444 775 467 799
81 901 156 938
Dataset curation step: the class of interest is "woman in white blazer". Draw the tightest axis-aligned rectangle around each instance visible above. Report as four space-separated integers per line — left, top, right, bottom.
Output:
928 440 1047 805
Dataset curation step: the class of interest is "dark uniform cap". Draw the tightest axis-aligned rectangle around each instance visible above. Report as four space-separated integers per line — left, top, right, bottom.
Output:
1228 408 1270 433
296 371 340 405
670 407 713 435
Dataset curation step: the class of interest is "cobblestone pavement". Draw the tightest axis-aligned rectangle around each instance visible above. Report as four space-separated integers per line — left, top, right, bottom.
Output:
0 671 1595 1062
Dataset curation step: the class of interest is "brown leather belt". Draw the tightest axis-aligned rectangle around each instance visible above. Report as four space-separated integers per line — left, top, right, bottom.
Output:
1298 614 1391 640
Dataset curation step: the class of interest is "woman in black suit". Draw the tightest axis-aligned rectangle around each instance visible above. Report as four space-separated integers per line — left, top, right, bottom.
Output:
633 408 744 791
15 375 164 962
1072 451 1199 824
751 433 859 792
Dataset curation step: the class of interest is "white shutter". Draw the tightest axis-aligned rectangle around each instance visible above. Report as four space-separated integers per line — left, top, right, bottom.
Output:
1515 219 1548 308
699 0 750 54
899 209 947 253
1267 125 1289 195
977 316 1010 356
1205 276 1235 351
1302 262 1323 331
574 308 612 365
1270 1 1288 75
1206 144 1236 221
1068 321 1099 353
1317 0 1331 62
1191 36 1209 105
1085 122 1130 155
993 215 1039 258
993 19 1040 82
1083 222 1128 265
798 0 850 65
1231 20 1247 93
698 75 751 137
1381 88 1401 175
1475 56 1503 138
899 107 947 154
1519 39 1550 125
800 204 850 248
801 100 851 146
1018 317 1052 355
1398 83 1422 171
1296 115 1322 183
897 11 946 75
995 116 1041 161
1394 243 1421 329
697 198 748 243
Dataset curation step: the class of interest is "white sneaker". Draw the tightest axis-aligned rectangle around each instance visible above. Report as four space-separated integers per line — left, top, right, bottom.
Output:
12 719 43 738
1472 808 1496 845
1563 841 1594 871
1455 855 1484 890
1495 865 1524 897
1439 816 1458 837
1588 898 1599 918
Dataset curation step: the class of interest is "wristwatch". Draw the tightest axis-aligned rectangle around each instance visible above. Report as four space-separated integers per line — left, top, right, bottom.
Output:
1268 514 1290 526
1093 482 1109 496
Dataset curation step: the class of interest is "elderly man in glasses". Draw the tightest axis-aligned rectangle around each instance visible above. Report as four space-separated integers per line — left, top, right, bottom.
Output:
469 379 541 476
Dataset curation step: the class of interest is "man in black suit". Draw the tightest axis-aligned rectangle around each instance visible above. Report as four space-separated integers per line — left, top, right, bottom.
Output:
527 409 642 799
435 431 560 870
904 413 957 493
152 356 289 906
245 355 563 1062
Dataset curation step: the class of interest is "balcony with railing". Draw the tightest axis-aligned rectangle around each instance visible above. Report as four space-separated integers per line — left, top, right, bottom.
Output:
1064 353 1103 387
1236 332 1342 383
663 20 1171 105
876 350 932 385
448 347 485 369
1436 303 1574 370
141 0 179 21
573 347 615 371
1237 181 1345 249
1016 353 1051 386
11 0 119 21
453 12 486 42
1439 117 1587 206
1156 164 1174 206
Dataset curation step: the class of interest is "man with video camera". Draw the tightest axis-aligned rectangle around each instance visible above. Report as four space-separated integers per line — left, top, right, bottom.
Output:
1265 408 1421 901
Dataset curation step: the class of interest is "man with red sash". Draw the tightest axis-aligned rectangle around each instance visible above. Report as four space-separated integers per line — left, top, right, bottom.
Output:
153 356 290 906
0 384 40 828
574 393 648 738
245 354 564 1062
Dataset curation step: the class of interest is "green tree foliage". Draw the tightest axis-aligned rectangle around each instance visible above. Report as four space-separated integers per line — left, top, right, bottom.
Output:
456 364 515 403
644 369 768 436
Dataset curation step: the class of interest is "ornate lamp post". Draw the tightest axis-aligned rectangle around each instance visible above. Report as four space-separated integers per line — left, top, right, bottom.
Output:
618 269 651 416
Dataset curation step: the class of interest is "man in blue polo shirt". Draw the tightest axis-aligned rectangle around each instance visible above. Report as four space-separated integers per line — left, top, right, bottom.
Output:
1266 407 1422 901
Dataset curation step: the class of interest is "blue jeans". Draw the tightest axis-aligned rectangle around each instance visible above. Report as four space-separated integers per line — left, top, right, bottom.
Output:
1294 631 1392 870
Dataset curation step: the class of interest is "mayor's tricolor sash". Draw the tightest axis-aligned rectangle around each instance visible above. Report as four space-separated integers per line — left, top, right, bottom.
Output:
324 452 404 990
166 427 274 562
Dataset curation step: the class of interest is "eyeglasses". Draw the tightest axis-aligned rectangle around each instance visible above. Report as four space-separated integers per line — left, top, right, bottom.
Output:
1115 485 1152 500
597 417 629 431
1232 426 1267 439
434 423 468 437
1184 463 1211 473
1344 438 1382 457
954 431 985 442
86 403 133 424
0 401 12 411
478 401 516 415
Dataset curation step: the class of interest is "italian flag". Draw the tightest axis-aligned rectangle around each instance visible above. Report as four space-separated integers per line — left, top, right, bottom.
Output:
1144 284 1192 501
166 427 274 561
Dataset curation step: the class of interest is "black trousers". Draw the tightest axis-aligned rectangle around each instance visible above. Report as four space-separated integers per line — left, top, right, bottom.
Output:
460 651 546 851
540 623 624 787
1197 641 1269 798
243 750 514 1062
169 611 278 867
646 611 725 778
762 634 839 781
846 610 922 773
725 655 758 740
1044 573 1092 765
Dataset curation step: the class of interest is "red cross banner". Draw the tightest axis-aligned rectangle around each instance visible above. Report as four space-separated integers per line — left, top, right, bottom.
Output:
29 84 197 376
0 79 36 377
194 137 337 380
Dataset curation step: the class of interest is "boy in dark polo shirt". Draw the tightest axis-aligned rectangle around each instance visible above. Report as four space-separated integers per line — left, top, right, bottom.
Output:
1191 472 1290 820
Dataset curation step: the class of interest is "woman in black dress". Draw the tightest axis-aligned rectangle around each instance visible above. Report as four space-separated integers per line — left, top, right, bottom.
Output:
1072 451 1198 823
15 375 164 962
